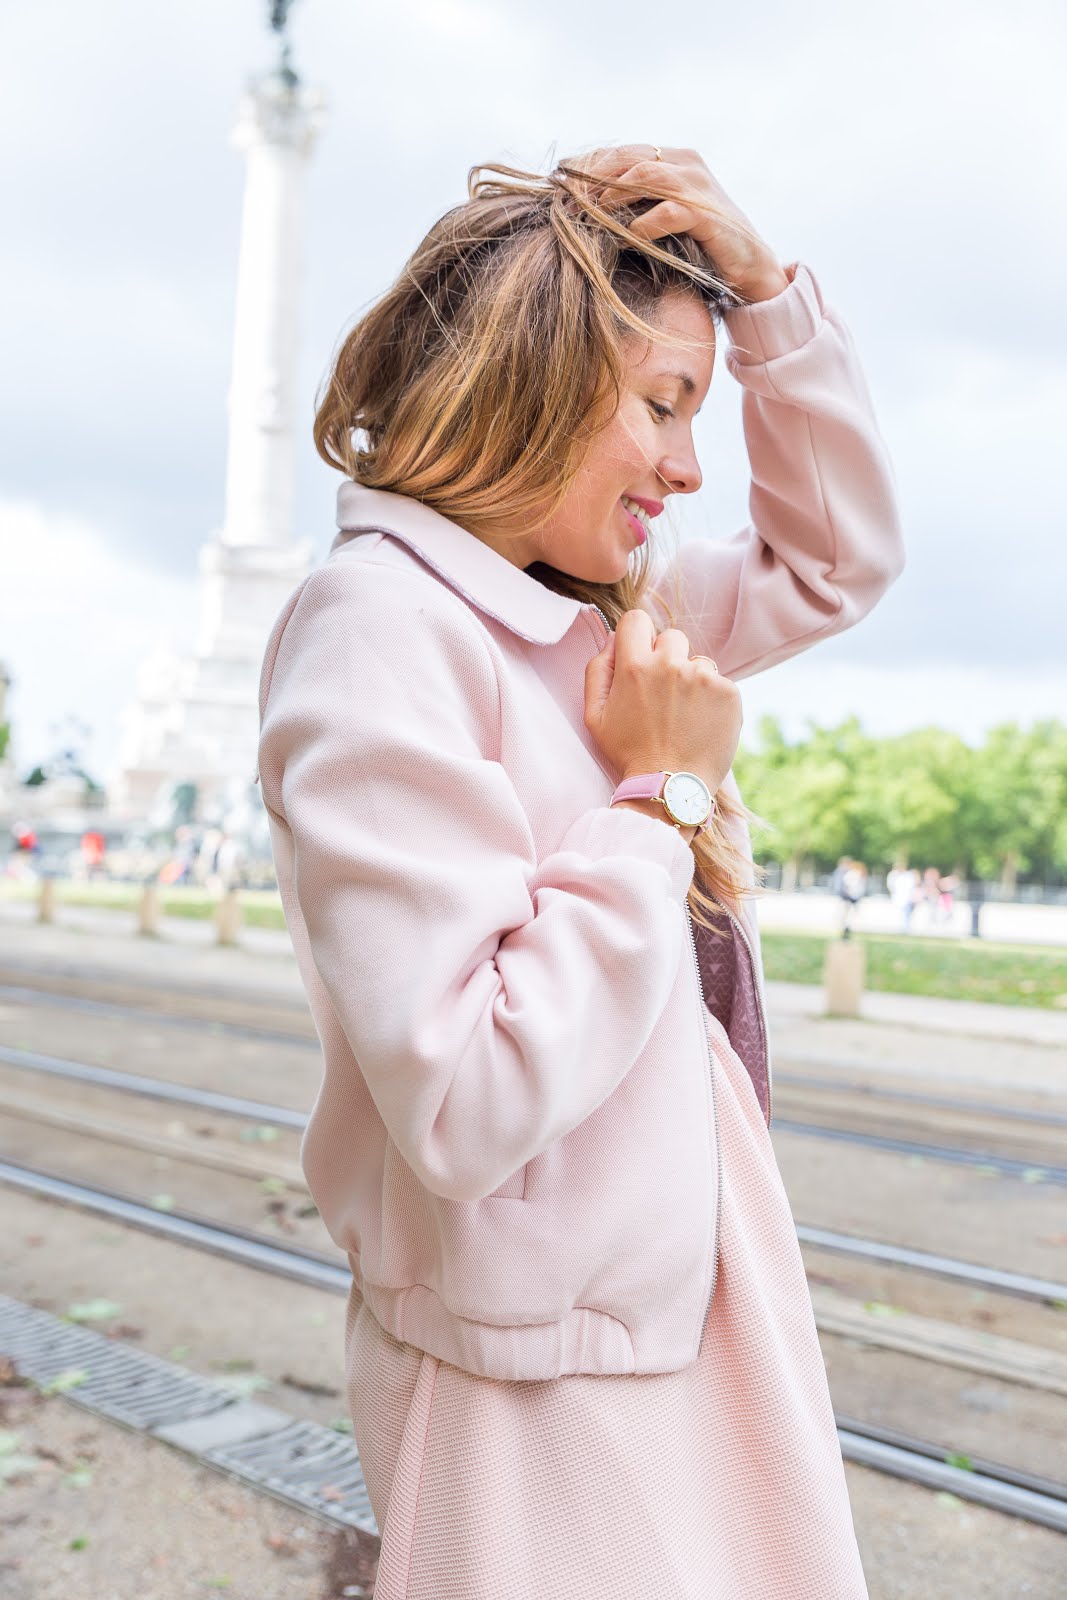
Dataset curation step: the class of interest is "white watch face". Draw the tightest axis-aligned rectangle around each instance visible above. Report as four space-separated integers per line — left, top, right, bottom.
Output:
664 771 711 825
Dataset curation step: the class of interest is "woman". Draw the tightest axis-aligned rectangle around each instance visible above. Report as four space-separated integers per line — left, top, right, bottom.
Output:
257 145 904 1599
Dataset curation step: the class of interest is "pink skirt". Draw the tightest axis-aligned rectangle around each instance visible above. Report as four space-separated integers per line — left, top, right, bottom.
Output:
344 1024 870 1599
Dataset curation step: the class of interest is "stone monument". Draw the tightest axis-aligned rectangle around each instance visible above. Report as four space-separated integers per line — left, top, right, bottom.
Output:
109 2 325 831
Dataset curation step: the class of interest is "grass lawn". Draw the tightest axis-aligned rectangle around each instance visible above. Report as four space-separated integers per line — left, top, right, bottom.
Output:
2 880 1064 1010
760 930 1067 1011
0 879 287 930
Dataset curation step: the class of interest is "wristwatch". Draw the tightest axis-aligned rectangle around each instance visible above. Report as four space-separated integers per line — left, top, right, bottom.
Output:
609 770 715 837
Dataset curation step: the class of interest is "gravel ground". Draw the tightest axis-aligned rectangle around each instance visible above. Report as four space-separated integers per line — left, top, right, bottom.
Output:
2 903 1066 1595
845 1460 1067 1598
3 1369 1065 1599
0 1373 378 1600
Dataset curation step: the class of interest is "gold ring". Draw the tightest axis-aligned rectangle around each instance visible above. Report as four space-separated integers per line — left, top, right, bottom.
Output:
690 654 719 672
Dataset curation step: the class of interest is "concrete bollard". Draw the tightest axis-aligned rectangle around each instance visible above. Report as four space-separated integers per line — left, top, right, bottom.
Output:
37 876 57 924
138 883 161 936
214 889 243 946
824 937 866 1017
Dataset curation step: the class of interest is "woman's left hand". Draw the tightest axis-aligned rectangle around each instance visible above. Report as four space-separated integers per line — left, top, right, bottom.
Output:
573 144 790 303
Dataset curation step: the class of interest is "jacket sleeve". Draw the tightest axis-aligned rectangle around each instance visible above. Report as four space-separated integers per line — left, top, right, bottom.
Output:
644 261 905 680
257 559 697 1205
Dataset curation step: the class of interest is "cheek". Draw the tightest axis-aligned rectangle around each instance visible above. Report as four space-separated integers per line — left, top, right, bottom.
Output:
589 414 650 494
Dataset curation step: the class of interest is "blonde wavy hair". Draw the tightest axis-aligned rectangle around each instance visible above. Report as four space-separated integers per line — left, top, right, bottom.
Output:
314 152 772 932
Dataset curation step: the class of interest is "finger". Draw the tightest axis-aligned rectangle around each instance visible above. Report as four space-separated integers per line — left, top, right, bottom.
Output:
574 143 666 182
584 631 617 721
626 198 695 241
652 627 693 665
613 607 656 667
597 161 679 209
572 149 675 205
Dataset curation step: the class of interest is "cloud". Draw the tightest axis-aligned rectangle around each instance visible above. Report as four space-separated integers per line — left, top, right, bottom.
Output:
0 499 197 775
737 655 1067 752
2 0 1064 779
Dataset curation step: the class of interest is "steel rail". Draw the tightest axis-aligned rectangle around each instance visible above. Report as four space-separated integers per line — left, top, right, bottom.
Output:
0 981 316 1048
772 1066 1067 1128
5 1042 1064 1187
774 1118 1067 1185
3 1158 1065 1534
3 1050 1065 1303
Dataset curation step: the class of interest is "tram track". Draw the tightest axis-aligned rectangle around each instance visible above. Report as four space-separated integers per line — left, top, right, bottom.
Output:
5 960 1067 1546
3 1157 1066 1536
4 992 1066 1331
4 965 1066 1126
0 968 316 1042
773 1065 1067 1128
3 1076 1063 1307
5 985 1066 1268
3 1034 1065 1191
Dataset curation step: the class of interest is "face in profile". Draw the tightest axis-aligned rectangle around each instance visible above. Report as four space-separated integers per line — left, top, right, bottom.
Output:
482 288 716 580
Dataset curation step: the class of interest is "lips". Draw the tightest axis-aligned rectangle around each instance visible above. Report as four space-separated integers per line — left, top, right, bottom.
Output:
619 499 647 543
625 495 664 518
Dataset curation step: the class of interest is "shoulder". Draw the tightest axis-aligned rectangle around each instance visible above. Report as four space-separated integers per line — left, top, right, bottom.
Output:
260 547 502 730
297 545 489 636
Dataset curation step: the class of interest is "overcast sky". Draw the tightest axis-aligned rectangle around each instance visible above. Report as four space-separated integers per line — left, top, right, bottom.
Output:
2 0 1064 785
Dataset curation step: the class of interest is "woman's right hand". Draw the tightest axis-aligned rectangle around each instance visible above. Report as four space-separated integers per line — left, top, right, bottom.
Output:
584 608 743 790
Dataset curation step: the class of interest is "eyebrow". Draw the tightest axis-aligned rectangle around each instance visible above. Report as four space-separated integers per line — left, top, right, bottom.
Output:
657 368 703 413
662 369 696 394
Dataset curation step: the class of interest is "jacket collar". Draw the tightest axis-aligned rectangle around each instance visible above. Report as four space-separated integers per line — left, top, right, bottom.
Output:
331 481 591 646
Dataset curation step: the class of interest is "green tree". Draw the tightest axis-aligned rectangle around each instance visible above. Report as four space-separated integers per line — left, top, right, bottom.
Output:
968 722 1067 890
736 716 867 887
734 714 1067 889
848 727 970 874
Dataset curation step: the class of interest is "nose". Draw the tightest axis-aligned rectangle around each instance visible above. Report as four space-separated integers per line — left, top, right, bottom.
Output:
659 437 702 496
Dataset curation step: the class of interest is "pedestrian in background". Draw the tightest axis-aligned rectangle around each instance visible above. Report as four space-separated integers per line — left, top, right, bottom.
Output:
841 858 868 938
938 870 960 926
921 865 944 932
833 856 868 939
887 862 921 933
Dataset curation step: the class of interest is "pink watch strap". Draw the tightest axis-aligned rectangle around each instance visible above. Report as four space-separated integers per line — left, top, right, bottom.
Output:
609 770 715 836
610 771 668 804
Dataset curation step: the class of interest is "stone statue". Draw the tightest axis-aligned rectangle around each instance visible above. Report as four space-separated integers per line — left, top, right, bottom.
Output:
268 0 299 88
270 0 295 35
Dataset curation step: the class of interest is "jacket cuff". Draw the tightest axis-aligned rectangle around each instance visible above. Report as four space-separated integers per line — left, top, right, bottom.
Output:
723 261 824 364
558 805 697 905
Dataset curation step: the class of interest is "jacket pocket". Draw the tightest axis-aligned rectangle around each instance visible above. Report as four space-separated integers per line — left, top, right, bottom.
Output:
486 1163 528 1200
378 1137 529 1290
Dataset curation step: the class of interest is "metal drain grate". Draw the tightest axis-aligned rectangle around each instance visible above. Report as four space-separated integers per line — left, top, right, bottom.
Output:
0 1294 378 1535
203 1418 377 1529
0 1295 233 1430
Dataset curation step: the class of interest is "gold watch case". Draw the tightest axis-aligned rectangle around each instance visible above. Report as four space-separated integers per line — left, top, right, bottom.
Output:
661 770 714 829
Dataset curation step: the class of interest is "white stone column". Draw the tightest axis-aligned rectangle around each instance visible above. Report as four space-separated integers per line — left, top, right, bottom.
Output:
221 70 325 551
107 54 326 827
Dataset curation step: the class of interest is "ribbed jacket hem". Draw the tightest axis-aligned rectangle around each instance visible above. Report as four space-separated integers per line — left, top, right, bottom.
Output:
360 1279 708 1381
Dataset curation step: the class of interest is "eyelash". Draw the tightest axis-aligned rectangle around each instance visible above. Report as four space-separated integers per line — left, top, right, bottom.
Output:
649 401 674 421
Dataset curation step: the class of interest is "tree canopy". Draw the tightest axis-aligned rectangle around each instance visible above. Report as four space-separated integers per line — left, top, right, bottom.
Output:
734 717 1067 891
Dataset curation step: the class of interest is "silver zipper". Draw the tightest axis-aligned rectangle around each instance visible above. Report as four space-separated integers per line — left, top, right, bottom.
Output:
586 601 723 1348
685 899 724 1344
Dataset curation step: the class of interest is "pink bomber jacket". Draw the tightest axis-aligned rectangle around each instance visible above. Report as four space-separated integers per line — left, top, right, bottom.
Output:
256 260 905 1381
